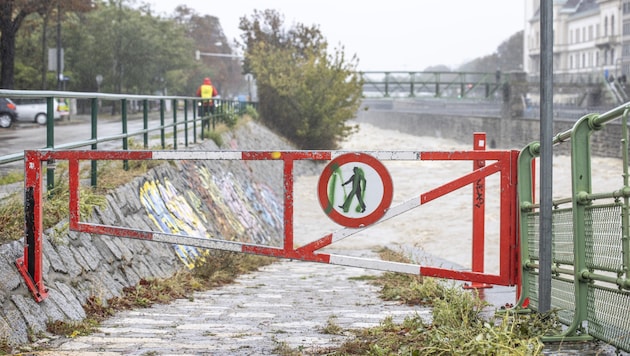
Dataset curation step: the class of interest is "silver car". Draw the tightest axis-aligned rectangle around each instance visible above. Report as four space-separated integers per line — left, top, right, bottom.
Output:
12 98 67 125
0 98 18 128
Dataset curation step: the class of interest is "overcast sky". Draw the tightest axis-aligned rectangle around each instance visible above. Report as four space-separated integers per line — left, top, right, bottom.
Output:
145 0 527 71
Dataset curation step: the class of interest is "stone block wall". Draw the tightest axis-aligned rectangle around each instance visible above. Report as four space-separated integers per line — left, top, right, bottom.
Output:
356 107 627 159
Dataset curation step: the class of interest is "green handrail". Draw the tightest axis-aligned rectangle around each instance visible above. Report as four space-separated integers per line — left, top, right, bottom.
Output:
0 89 257 189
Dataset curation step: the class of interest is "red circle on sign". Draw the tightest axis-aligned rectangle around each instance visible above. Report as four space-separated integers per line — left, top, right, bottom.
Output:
317 153 393 228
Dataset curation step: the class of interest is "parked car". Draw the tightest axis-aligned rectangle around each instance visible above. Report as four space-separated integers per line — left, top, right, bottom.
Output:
0 98 18 128
12 98 68 125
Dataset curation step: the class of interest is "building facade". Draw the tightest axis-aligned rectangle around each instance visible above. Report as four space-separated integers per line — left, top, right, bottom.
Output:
525 0 626 82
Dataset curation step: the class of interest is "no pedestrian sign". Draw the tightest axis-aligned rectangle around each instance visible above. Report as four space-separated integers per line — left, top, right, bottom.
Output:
317 153 393 228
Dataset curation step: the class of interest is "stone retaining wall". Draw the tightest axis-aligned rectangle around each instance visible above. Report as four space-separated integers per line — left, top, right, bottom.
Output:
355 106 626 158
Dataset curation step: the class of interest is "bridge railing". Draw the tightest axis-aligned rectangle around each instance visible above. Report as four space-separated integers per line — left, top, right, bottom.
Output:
360 71 507 99
0 89 256 189
517 101 630 352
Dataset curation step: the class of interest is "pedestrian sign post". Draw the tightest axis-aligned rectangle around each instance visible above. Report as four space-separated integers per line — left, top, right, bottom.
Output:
317 153 393 228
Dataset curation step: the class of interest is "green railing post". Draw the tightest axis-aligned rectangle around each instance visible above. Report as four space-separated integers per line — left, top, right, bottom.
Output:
542 113 600 343
192 99 198 144
46 97 55 193
516 142 539 308
184 100 189 147
121 99 129 171
409 72 415 97
90 98 98 187
172 99 178 150
435 73 441 97
622 109 630 281
143 99 149 148
160 99 166 149
384 72 390 97
212 100 217 131
569 114 599 337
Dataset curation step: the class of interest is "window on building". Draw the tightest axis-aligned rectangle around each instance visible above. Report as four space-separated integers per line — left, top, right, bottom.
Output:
597 24 600 38
589 25 593 40
605 16 608 36
582 27 586 42
611 48 615 65
612 15 615 36
596 51 599 67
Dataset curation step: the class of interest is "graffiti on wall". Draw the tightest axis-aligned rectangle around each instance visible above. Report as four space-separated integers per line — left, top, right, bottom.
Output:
139 162 284 268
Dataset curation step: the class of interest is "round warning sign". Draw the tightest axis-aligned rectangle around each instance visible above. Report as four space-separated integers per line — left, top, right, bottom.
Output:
318 153 393 228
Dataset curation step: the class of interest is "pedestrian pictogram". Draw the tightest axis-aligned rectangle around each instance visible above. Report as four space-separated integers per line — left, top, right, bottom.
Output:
339 166 367 213
317 153 393 228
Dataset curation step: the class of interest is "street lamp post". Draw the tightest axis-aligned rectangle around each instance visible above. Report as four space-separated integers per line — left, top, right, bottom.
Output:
95 74 103 109
195 50 242 60
96 74 103 92
195 50 245 98
56 1 62 90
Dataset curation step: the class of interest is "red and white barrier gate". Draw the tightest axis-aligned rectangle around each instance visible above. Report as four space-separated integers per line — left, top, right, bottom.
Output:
17 135 520 302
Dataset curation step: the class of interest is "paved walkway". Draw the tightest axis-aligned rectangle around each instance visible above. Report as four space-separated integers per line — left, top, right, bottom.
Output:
34 251 431 355
24 251 627 355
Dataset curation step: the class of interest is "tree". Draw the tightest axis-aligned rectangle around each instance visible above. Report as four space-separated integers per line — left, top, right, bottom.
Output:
172 6 244 97
239 9 362 149
458 31 523 73
0 0 37 88
62 1 196 95
0 0 92 89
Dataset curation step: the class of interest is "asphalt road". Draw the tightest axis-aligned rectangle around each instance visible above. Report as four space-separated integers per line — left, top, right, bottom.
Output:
0 112 202 174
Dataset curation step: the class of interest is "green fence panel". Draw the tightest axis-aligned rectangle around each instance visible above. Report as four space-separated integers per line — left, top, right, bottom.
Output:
518 105 630 351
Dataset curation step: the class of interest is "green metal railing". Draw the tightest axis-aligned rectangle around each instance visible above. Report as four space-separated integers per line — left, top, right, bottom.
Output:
517 102 630 351
0 90 256 189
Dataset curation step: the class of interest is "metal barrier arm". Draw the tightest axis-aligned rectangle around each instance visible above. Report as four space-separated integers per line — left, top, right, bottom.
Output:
297 160 502 251
18 145 519 302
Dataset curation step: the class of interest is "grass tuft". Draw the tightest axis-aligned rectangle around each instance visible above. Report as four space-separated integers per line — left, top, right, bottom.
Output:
293 248 562 356
0 170 23 185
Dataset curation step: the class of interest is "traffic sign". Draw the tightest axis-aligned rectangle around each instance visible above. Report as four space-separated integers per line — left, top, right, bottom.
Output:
317 153 393 228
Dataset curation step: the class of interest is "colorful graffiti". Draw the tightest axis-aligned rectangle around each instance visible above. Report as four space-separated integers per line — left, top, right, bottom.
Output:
139 161 284 268
140 180 206 268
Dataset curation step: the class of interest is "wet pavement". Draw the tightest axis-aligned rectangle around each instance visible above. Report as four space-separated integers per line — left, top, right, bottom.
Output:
31 251 429 355
26 250 627 355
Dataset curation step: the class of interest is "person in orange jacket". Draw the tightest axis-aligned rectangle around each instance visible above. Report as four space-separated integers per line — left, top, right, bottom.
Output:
196 77 219 117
